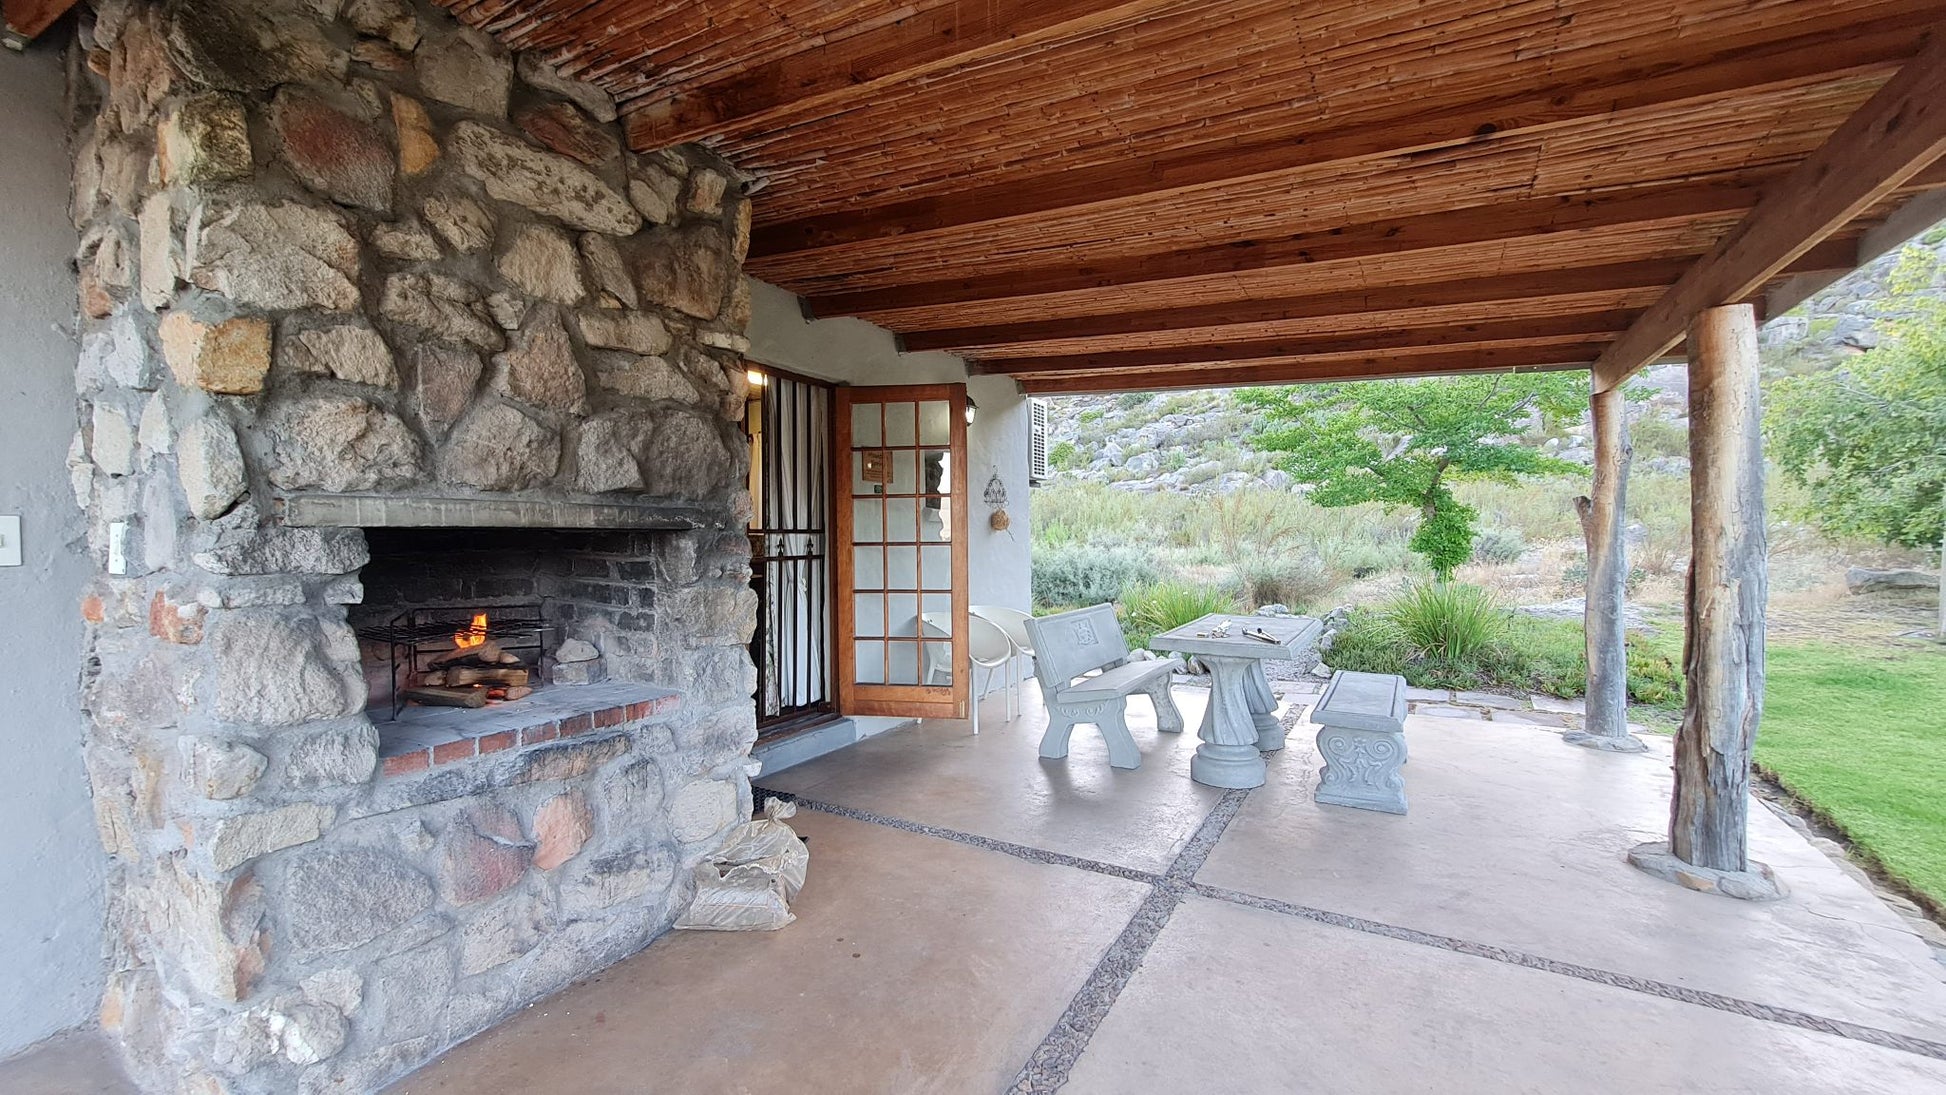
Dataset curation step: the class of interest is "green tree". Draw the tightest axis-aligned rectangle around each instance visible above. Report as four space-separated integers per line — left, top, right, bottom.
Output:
1768 244 1946 630
1238 374 1587 580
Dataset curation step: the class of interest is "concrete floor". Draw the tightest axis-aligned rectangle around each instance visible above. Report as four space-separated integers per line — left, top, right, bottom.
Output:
11 681 1946 1093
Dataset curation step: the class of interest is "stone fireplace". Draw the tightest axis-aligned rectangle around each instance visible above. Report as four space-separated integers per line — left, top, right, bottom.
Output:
64 0 761 1089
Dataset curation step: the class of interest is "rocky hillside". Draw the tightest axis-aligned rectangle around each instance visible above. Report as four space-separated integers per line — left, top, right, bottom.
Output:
1042 228 1946 492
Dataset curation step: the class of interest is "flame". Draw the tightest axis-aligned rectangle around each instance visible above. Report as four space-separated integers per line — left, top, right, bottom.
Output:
453 613 488 651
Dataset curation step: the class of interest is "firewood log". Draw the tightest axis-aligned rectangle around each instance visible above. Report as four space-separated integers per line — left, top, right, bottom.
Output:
403 686 487 709
436 666 530 688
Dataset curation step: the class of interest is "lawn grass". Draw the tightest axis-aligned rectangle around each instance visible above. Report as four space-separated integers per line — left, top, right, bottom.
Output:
1756 641 1946 910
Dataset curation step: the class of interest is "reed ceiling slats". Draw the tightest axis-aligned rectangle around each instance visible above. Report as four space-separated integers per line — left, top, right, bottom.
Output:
438 0 1946 393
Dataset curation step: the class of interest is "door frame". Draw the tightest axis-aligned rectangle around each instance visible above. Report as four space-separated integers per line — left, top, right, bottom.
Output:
832 383 970 720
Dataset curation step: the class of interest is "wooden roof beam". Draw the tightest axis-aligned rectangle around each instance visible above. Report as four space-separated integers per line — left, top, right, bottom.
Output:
1014 344 1599 396
979 312 1635 375
805 181 1765 317
751 14 1934 258
900 258 1692 353
1594 26 1946 391
623 0 1165 150
900 241 1857 354
1762 186 1946 320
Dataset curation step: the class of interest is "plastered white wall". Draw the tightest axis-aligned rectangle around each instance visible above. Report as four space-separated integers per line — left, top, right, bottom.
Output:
745 278 1033 613
0 44 110 1057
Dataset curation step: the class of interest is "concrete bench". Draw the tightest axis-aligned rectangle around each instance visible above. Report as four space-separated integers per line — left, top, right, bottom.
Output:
1024 604 1184 770
1310 670 1410 814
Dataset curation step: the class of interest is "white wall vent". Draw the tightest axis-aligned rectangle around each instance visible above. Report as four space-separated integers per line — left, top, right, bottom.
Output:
1027 398 1051 484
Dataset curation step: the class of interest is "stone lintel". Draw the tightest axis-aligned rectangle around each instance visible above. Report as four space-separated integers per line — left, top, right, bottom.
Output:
280 492 713 530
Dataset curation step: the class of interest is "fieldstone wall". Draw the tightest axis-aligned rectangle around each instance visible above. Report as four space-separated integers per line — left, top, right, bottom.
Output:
62 0 760 1090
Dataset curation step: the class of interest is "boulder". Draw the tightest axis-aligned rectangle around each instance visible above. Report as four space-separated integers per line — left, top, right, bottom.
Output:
412 344 484 437
379 272 504 351
272 89 395 212
515 52 618 122
494 309 588 413
177 414 248 519
631 225 730 319
449 121 640 236
280 325 399 388
439 402 559 490
422 194 494 253
191 203 361 312
266 396 425 492
574 415 650 492
415 30 511 117
496 224 585 305
282 847 435 955
516 100 618 166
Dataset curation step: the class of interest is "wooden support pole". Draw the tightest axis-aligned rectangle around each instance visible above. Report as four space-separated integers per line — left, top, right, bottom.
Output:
1565 385 1645 752
1671 304 1767 872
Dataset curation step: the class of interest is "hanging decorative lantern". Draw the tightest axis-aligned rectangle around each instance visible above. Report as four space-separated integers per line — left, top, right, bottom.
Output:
983 468 1009 507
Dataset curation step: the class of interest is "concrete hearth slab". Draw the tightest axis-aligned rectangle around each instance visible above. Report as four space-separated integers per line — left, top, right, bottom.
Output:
1197 714 1946 1044
758 686 1224 874
389 808 1147 1094
1063 896 1946 1094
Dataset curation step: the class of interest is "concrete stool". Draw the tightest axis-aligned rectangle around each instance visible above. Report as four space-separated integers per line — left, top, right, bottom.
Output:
1310 670 1409 815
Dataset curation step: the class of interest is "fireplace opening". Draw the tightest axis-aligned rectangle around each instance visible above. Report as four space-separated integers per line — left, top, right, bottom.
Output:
356 604 548 720
351 528 678 775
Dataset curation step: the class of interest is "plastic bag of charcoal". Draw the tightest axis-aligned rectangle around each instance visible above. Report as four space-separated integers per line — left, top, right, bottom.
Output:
674 798 810 931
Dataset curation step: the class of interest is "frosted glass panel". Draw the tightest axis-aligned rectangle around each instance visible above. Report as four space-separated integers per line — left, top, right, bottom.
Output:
852 499 883 542
855 641 885 685
887 642 922 685
889 594 921 637
922 593 953 621
922 642 952 683
886 498 918 542
854 594 885 638
886 546 918 590
921 545 951 589
890 450 917 494
851 403 881 446
884 402 916 447
855 547 884 591
919 401 950 446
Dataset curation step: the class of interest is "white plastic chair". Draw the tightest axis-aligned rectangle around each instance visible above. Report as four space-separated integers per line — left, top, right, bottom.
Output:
972 605 1036 721
920 611 1017 734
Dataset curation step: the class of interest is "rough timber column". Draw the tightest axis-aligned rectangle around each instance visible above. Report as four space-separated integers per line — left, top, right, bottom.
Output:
1565 384 1644 752
1629 303 1782 900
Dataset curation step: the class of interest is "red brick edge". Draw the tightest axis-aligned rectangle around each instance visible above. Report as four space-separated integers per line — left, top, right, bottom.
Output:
379 693 681 779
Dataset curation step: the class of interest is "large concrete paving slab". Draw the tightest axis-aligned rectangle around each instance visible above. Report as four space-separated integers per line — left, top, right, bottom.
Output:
1064 895 1946 1094
0 1030 137 1095
1197 714 1946 1043
761 685 1224 875
391 808 1147 1094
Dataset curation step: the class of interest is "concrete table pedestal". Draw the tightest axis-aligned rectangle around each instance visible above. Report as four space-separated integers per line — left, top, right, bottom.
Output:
1309 670 1411 815
1150 613 1323 790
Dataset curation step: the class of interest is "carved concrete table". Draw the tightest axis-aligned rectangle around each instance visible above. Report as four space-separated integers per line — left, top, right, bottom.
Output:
1150 613 1322 789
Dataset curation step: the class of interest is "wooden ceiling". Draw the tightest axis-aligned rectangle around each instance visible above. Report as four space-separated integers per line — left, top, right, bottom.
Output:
441 0 1946 393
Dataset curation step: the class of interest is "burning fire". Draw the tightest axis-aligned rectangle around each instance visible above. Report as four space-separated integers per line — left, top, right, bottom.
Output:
453 613 489 651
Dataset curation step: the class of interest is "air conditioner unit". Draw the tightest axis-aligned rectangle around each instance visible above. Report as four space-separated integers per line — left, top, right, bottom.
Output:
1028 398 1050 484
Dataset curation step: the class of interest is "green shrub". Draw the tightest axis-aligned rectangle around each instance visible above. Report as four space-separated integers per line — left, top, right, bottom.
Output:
1470 526 1527 564
1115 392 1154 411
1629 415 1690 461
1121 580 1240 649
1386 582 1506 661
1049 439 1082 470
1032 545 1161 611
1326 603 1683 707
1078 408 1105 423
1239 555 1340 611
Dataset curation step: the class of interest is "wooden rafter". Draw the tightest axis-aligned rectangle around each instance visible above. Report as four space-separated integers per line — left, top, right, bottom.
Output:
748 12 1933 256
1593 24 1946 390
803 182 1767 316
1013 343 1600 395
978 312 1636 376
623 0 1167 148
898 238 1857 354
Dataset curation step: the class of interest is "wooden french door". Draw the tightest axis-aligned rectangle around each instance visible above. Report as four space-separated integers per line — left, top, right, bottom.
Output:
834 385 969 719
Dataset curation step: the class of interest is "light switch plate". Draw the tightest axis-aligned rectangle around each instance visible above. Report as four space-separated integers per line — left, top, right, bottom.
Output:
0 516 18 567
108 521 128 575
